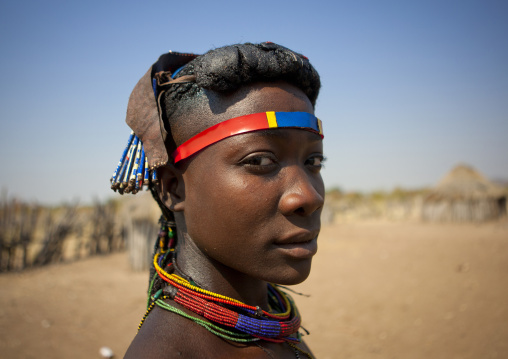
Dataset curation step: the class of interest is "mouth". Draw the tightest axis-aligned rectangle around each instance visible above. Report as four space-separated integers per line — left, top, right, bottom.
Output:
273 232 319 259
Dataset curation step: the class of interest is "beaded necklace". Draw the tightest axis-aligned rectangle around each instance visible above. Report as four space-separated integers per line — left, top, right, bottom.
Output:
138 223 313 358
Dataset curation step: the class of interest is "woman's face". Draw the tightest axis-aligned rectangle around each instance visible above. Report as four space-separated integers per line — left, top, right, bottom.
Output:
177 82 324 285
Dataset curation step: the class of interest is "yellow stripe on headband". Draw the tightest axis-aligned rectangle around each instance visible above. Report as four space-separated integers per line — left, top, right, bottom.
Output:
266 111 278 128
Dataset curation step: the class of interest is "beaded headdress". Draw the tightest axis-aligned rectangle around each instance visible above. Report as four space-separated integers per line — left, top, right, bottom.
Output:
110 51 198 194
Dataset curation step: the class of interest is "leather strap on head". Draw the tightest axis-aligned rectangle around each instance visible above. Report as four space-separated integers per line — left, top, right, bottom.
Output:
125 51 198 170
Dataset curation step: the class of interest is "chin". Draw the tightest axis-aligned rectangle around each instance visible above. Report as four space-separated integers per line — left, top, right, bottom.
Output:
268 259 313 286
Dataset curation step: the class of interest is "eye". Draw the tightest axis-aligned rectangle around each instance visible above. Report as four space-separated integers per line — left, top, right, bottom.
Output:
243 156 276 166
306 155 326 170
238 153 278 173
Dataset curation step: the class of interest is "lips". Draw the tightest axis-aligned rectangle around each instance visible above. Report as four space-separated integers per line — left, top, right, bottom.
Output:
274 229 319 244
273 231 319 259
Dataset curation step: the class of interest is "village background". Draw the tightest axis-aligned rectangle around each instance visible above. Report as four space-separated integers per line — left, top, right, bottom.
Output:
1 1 508 358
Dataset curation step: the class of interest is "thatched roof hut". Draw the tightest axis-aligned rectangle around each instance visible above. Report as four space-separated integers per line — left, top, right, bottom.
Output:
422 164 506 222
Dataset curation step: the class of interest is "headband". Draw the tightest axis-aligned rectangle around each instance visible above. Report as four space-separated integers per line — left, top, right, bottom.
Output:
111 111 323 193
173 111 323 163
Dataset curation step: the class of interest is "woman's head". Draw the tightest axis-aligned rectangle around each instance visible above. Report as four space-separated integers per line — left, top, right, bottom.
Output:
151 43 323 285
116 42 324 286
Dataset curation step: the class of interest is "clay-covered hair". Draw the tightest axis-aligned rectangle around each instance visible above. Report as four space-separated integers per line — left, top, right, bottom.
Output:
159 42 320 150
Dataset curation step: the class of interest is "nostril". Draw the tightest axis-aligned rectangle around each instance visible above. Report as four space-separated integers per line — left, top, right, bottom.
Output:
294 207 306 215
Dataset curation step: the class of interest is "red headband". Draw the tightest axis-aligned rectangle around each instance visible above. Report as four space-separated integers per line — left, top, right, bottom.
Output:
172 111 323 163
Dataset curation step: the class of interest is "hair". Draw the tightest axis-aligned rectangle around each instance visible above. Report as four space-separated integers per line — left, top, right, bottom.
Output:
148 42 321 296
160 42 320 148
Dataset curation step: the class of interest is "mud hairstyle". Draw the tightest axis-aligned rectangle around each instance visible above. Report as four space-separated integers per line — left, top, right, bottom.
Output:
159 42 321 151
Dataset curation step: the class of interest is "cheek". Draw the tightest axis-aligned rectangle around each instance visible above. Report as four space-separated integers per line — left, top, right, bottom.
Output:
183 169 279 244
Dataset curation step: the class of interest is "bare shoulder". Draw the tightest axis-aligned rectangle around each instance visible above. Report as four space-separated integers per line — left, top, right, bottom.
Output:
125 305 208 358
124 305 260 358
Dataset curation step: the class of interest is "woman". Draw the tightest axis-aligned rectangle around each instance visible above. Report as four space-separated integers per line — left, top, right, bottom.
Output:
111 42 324 358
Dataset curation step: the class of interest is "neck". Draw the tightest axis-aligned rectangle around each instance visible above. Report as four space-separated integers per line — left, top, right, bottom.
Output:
174 230 270 310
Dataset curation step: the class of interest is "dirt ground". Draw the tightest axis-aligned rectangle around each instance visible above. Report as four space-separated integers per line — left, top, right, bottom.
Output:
1 220 507 359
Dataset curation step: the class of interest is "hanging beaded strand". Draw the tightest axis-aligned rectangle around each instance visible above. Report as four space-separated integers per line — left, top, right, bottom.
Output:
128 140 143 193
110 133 157 194
146 216 176 309
111 131 134 186
158 219 175 255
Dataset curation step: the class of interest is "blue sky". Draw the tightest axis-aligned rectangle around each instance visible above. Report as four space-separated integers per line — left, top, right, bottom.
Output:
1 0 507 204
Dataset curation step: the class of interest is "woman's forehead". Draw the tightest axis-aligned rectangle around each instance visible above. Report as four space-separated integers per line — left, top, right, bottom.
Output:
171 82 314 147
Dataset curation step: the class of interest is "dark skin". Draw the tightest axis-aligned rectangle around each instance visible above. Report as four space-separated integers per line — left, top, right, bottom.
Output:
125 82 324 358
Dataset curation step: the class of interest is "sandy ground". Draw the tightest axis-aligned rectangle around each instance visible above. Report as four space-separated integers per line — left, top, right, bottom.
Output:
1 220 507 359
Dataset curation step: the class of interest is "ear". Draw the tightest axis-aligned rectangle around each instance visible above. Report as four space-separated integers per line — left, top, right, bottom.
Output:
156 164 185 212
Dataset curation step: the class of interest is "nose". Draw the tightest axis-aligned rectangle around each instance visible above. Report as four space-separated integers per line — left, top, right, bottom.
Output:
279 167 324 217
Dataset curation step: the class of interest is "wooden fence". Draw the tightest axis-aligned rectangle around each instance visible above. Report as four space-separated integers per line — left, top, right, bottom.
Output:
0 198 126 272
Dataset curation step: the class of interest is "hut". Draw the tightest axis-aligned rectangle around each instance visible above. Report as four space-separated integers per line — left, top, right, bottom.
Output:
422 164 506 222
